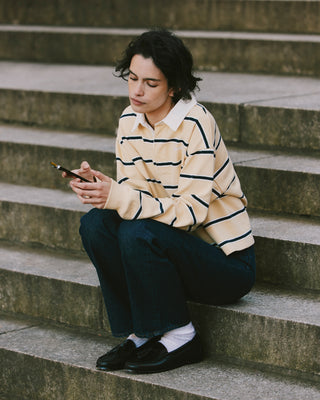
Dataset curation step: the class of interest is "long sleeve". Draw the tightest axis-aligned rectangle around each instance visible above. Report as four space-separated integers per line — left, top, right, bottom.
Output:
105 107 218 232
104 103 254 255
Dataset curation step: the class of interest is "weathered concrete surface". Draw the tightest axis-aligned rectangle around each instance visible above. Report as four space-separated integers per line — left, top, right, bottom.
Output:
233 150 320 217
0 0 319 34
0 89 128 135
0 243 319 376
0 246 105 330
252 213 320 290
1 127 319 217
0 26 319 76
180 31 320 76
0 128 117 190
0 184 89 251
190 285 320 376
0 314 320 400
0 62 319 148
0 1 319 398
1 178 319 291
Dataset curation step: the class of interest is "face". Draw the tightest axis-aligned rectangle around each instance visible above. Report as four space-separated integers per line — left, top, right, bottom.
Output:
128 54 174 127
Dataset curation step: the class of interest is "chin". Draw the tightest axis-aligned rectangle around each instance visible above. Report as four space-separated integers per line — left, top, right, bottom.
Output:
130 98 147 110
131 104 146 114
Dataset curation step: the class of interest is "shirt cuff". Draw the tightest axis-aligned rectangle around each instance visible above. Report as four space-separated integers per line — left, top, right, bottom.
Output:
104 179 127 210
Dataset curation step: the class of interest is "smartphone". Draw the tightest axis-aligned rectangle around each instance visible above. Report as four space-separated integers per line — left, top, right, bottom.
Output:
50 162 92 182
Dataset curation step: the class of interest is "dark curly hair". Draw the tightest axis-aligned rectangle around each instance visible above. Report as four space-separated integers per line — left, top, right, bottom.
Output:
114 29 201 103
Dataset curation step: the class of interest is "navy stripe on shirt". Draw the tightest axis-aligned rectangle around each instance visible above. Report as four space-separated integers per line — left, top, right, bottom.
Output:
184 117 210 149
218 230 252 248
180 173 213 181
191 194 209 208
213 158 230 179
204 207 247 228
120 113 137 119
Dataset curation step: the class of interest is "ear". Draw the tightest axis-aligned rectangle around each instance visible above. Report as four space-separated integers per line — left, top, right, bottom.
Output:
168 88 175 97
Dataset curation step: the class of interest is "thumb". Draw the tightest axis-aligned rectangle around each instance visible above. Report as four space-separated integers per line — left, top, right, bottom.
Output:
92 170 111 182
80 161 91 171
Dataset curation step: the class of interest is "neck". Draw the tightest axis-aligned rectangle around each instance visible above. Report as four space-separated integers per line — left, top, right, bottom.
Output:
145 101 174 129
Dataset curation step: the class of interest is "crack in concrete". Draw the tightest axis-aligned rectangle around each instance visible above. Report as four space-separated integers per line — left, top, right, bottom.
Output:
0 325 38 336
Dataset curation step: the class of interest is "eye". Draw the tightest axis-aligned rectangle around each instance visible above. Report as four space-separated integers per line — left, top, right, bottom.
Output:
147 81 158 88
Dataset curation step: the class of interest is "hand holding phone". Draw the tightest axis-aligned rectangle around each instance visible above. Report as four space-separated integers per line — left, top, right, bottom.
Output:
52 160 112 208
50 162 92 182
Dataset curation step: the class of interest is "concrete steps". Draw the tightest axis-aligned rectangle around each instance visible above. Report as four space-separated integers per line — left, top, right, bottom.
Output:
2 314 319 400
0 26 319 76
0 183 319 292
0 243 319 381
0 0 319 398
1 124 319 218
0 183 89 252
0 0 319 34
0 62 319 149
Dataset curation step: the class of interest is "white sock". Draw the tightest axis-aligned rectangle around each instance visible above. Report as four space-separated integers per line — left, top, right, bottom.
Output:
127 333 149 348
159 322 196 353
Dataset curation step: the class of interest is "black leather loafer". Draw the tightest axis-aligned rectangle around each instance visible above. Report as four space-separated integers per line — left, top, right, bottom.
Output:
125 334 203 374
96 339 136 371
96 336 160 371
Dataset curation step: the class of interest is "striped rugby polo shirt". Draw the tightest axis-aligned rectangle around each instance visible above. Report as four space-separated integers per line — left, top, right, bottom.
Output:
105 96 254 255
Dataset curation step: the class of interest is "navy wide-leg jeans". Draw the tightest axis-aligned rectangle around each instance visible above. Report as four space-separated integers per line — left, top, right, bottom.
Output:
79 208 256 338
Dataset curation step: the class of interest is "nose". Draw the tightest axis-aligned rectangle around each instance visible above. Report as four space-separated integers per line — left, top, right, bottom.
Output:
134 80 144 96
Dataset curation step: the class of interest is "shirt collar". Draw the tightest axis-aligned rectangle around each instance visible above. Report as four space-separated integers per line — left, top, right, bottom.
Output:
131 95 197 132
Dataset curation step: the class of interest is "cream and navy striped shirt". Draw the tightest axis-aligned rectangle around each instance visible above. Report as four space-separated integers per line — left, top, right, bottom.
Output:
105 96 254 255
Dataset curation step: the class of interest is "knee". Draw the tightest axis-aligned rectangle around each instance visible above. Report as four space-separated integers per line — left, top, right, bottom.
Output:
118 219 153 250
80 208 117 243
80 209 102 240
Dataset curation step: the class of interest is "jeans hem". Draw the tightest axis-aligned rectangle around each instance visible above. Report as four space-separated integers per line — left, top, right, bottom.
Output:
111 320 191 339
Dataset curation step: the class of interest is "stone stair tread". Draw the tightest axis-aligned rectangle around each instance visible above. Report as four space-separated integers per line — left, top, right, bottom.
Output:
0 62 125 97
179 30 320 43
1 182 319 245
0 123 116 150
1 27 319 76
0 181 90 212
1 313 319 400
1 24 320 43
1 124 319 218
0 242 319 327
0 3 319 397
1 123 319 173
0 241 96 286
251 212 319 245
0 0 319 34
0 61 319 110
231 148 320 173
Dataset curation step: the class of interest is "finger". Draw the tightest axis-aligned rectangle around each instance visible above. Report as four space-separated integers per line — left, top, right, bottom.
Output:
70 180 93 189
80 161 91 172
72 185 95 197
81 160 90 168
77 194 104 206
63 171 77 179
70 183 89 197
69 178 81 188
92 170 111 183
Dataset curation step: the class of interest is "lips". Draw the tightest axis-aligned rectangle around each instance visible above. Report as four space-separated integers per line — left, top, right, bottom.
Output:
130 98 145 106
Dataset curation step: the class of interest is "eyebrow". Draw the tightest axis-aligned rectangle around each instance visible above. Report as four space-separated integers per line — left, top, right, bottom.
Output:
128 69 161 82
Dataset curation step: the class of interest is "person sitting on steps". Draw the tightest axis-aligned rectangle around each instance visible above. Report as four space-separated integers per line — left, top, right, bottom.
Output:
65 29 256 374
